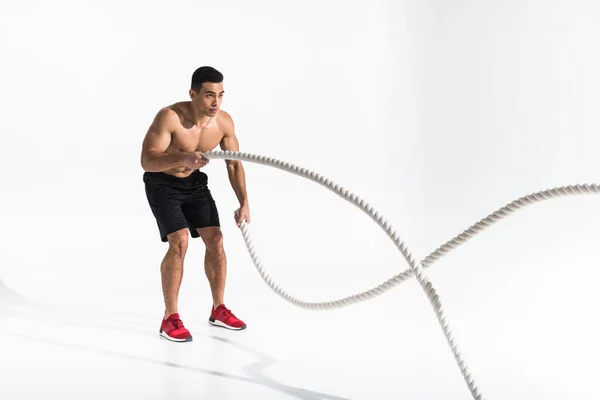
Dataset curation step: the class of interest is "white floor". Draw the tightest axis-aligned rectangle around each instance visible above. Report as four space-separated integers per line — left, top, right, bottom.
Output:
1 204 600 399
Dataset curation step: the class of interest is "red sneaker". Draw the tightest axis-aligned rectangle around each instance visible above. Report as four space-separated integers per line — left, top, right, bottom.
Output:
159 313 193 342
209 304 246 330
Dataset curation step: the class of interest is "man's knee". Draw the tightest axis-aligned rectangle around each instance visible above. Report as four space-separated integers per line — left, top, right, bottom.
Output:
167 229 189 257
200 227 224 250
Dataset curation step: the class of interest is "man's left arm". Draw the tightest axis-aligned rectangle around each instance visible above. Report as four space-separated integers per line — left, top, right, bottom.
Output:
219 113 250 226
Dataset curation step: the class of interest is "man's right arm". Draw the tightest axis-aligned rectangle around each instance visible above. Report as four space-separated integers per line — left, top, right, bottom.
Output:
140 108 185 172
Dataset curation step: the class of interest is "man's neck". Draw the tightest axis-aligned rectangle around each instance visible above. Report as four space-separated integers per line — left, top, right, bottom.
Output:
188 102 212 127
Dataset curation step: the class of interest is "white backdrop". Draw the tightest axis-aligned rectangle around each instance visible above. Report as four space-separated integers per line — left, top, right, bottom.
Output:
1 0 599 399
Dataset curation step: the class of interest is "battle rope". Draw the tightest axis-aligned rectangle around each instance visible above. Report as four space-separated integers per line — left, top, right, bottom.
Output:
205 149 490 399
206 152 599 398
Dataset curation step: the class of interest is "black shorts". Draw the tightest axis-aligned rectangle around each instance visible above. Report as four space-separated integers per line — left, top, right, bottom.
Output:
143 170 220 242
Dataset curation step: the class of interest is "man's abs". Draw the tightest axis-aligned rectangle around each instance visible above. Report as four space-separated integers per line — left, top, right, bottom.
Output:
161 165 197 178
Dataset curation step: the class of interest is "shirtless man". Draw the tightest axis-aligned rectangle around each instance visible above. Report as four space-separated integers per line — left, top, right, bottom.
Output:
140 66 249 342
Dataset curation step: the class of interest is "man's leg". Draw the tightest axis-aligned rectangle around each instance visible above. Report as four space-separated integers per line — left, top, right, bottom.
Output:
197 226 226 307
197 226 246 330
143 171 194 342
162 228 189 317
157 228 193 342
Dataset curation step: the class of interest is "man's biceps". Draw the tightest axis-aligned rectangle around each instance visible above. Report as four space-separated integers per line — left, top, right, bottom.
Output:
224 135 240 149
148 129 173 148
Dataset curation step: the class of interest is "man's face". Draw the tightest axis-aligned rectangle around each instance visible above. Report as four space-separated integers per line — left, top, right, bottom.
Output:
190 82 224 116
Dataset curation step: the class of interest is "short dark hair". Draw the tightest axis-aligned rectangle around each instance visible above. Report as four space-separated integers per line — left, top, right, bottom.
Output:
191 66 223 91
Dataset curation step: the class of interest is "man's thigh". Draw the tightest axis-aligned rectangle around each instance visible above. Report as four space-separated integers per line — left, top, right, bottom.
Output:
144 173 190 242
181 187 221 238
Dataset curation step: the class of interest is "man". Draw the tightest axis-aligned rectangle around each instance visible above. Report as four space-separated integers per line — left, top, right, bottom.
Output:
140 66 249 342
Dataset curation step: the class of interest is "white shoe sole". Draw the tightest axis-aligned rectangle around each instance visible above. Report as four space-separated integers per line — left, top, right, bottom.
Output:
159 330 193 342
209 318 246 330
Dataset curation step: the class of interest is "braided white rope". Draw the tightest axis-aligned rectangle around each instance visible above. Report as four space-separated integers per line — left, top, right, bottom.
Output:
205 149 485 399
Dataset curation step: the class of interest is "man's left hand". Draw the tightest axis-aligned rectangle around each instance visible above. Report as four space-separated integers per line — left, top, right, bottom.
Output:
235 204 251 227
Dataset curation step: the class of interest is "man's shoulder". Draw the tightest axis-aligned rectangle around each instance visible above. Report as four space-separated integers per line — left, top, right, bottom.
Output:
155 103 187 125
218 109 233 121
217 110 234 133
162 102 188 118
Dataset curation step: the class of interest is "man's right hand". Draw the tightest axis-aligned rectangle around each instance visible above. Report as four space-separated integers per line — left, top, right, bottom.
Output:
181 151 210 169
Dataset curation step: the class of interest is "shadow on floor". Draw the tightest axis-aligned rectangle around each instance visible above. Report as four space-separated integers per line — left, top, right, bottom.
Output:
0 278 349 400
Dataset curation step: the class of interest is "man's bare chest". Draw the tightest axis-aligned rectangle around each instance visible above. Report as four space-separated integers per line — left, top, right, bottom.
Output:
170 126 223 153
